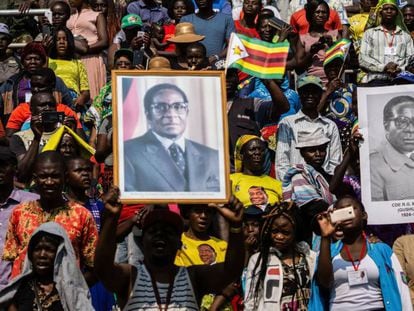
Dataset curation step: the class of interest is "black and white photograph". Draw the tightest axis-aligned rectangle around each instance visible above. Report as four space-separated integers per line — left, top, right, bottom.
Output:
359 85 414 224
112 70 230 203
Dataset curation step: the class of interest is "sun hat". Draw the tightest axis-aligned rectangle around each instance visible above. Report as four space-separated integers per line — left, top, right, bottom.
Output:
167 22 205 43
295 127 330 149
148 56 171 70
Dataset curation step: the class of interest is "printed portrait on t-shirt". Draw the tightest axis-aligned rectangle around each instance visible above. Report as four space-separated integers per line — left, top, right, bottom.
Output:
197 244 217 265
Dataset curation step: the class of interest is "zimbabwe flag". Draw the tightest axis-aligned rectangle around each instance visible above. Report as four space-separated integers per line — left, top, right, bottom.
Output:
226 33 290 80
323 38 352 67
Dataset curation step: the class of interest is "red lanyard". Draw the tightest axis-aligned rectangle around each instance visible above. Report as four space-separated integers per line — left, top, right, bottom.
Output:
382 27 396 47
149 271 174 311
343 233 367 271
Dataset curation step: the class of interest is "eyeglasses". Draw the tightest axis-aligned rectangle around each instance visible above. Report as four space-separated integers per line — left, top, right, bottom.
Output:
389 116 414 130
150 102 188 115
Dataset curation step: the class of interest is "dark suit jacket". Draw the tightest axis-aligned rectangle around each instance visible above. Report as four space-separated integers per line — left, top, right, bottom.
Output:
124 131 220 192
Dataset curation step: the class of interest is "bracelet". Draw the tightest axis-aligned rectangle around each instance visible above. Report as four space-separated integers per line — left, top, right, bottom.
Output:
229 226 242 234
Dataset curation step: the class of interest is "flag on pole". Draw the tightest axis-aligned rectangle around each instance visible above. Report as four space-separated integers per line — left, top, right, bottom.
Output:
323 38 352 67
225 33 290 80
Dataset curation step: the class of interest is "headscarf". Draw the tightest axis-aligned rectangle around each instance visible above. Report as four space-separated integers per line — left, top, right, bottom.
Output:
42 125 95 159
234 135 260 173
366 0 407 31
21 42 47 63
0 222 94 311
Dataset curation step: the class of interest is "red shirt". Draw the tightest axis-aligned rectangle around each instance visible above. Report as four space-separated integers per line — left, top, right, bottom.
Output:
290 8 342 34
6 102 82 130
235 20 260 39
2 200 98 278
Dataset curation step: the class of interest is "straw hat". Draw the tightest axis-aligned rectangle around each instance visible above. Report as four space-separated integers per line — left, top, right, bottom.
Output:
148 56 171 70
167 22 205 43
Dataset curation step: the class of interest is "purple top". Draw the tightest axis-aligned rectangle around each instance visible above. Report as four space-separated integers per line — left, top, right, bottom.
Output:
127 0 170 24
0 189 39 290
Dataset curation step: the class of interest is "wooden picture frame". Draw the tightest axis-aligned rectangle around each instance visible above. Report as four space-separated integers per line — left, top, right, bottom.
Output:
112 70 230 204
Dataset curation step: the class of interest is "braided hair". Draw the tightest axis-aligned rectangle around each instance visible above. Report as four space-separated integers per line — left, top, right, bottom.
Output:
249 201 299 307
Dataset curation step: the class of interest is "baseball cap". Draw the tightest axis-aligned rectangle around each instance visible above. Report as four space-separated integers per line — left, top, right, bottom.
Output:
295 126 330 149
297 74 323 90
121 14 143 29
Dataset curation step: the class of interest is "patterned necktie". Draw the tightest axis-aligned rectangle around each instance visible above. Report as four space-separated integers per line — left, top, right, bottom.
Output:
169 143 186 175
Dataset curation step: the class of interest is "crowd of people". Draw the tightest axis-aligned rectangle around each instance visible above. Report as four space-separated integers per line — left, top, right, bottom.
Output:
0 0 413 309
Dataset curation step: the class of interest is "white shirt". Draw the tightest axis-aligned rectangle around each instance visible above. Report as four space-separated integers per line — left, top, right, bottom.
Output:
152 131 186 152
330 253 384 310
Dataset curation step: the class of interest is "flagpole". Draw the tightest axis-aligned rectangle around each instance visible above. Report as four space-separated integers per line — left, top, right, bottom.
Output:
337 45 351 81
225 32 236 75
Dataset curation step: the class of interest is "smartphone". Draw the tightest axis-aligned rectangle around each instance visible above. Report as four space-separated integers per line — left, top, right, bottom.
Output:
44 9 53 24
42 24 51 36
133 50 145 66
137 31 145 38
268 17 291 31
330 205 355 223
42 111 65 124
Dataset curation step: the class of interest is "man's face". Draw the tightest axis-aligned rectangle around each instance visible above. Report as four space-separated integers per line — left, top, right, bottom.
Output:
0 33 11 51
197 244 216 264
90 0 108 15
403 7 414 29
147 88 188 139
243 0 261 16
300 144 328 169
299 85 323 111
186 46 205 69
66 158 92 190
23 53 45 74
381 4 398 24
385 102 414 153
188 206 214 233
195 0 213 10
324 62 341 81
248 187 268 205
31 75 54 94
34 160 65 201
142 222 181 265
30 93 57 116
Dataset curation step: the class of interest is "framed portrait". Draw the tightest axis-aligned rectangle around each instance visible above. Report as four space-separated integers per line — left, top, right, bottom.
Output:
358 85 414 225
112 70 230 204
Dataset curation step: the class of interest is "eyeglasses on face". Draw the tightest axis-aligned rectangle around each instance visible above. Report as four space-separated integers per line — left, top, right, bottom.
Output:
150 102 188 115
389 116 414 130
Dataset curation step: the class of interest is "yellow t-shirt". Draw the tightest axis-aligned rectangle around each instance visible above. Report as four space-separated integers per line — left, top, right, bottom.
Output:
49 58 89 94
175 233 227 267
230 172 282 207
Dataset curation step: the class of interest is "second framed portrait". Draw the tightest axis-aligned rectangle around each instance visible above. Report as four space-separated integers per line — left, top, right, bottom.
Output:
112 70 230 204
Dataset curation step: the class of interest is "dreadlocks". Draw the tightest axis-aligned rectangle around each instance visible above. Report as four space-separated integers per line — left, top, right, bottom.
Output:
249 201 298 307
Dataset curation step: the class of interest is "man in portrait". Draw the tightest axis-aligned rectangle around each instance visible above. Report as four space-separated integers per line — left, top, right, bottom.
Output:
370 95 414 201
124 83 220 192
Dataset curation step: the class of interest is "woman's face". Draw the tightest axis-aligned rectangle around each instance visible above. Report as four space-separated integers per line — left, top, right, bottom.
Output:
242 139 266 173
23 53 45 74
69 0 83 8
56 30 68 58
271 216 295 252
258 18 277 42
52 4 70 27
91 0 108 15
59 134 78 157
31 237 58 277
313 4 329 26
173 0 187 20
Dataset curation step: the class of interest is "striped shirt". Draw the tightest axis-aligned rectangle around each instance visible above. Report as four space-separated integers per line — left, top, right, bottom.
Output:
359 25 414 82
275 110 342 182
124 264 199 311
